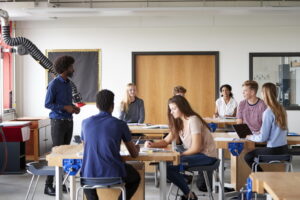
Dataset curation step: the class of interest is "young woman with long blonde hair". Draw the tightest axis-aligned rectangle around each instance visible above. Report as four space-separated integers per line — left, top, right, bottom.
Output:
119 83 145 123
244 82 288 171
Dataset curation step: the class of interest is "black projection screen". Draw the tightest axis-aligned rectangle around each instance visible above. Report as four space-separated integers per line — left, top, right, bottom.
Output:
46 49 101 103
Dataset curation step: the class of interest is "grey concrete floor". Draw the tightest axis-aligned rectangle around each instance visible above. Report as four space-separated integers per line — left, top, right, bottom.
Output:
0 157 299 200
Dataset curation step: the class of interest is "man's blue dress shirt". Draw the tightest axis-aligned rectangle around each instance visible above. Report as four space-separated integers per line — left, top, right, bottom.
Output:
45 75 73 119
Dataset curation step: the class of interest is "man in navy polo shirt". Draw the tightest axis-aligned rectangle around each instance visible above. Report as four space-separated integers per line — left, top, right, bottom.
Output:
81 89 140 200
44 55 80 196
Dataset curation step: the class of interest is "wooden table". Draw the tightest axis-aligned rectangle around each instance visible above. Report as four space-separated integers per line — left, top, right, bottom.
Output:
250 172 300 200
46 144 179 200
213 132 255 200
129 125 170 137
129 126 170 134
204 117 237 126
213 132 300 200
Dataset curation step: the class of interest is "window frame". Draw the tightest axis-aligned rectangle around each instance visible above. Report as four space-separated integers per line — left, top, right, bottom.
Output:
249 52 300 110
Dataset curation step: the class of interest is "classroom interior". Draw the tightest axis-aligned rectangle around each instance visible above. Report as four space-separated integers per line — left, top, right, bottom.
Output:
1 1 300 200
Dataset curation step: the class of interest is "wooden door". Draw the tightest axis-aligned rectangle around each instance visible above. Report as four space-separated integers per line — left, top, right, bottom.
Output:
133 52 218 124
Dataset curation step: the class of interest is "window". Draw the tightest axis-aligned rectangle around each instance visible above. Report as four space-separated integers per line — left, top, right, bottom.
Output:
0 25 14 120
250 53 300 110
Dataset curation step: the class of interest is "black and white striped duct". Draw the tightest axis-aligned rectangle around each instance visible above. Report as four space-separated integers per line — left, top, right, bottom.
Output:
0 9 83 103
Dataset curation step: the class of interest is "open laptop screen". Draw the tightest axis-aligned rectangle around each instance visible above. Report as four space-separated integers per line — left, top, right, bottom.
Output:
232 124 253 138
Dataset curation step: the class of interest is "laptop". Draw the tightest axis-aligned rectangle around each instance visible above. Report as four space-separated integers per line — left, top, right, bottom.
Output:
232 124 252 139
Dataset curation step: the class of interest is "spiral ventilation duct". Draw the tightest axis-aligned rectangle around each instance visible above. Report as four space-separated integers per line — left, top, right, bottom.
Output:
0 9 83 104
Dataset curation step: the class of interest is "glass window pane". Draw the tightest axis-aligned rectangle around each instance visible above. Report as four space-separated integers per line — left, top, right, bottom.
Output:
251 54 300 110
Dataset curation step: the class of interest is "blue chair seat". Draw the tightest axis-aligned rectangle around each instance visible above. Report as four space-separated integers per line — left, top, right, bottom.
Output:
27 162 55 176
187 159 220 172
252 154 293 172
254 154 291 163
25 162 55 200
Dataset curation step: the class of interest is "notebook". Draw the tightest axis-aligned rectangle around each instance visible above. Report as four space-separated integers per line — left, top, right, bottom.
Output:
142 124 169 129
232 124 252 139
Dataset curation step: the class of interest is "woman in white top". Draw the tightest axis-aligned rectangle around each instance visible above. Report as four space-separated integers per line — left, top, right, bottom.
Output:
214 84 238 118
145 95 217 200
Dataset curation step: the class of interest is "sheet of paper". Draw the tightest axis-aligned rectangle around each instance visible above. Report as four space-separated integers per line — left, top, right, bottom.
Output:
227 132 238 136
214 137 235 141
141 124 169 129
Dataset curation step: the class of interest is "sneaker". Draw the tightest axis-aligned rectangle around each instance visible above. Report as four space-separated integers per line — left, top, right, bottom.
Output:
44 185 55 196
180 192 198 200
62 184 68 193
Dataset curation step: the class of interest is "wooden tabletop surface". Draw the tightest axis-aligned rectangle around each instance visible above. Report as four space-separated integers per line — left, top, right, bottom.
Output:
250 172 300 200
46 144 180 167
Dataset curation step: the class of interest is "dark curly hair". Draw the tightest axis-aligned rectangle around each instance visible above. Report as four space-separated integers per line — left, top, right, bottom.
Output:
53 55 75 74
96 89 115 112
220 84 233 97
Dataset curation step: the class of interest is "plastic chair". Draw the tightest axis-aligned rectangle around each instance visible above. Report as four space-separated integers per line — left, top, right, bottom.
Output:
25 162 56 200
167 159 222 200
76 177 126 200
252 154 293 172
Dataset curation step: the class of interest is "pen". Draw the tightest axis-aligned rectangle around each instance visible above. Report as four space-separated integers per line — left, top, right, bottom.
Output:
135 136 141 145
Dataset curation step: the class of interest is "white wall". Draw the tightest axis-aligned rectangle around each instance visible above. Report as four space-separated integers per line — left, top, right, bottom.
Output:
15 13 300 135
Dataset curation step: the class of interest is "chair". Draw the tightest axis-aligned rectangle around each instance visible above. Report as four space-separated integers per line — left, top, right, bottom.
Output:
25 162 56 200
167 159 222 200
252 154 293 172
76 177 126 200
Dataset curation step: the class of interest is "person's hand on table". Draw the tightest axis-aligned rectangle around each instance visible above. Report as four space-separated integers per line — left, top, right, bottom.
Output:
144 140 153 148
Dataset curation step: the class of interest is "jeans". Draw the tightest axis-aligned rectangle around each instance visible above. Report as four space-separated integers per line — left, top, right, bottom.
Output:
167 153 217 195
244 144 288 171
45 119 73 186
84 163 141 200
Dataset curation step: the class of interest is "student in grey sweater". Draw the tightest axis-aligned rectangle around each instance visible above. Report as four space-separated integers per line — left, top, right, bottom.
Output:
119 83 145 123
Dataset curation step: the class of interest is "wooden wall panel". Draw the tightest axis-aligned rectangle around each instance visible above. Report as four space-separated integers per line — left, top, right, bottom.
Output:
135 54 217 124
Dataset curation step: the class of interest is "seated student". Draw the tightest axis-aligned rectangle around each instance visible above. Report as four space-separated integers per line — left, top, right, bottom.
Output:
214 84 238 118
119 83 145 123
237 80 267 132
173 85 187 96
81 89 141 200
244 83 288 171
144 95 217 200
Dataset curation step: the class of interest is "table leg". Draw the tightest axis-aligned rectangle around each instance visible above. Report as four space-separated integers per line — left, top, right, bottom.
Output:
159 161 167 200
218 149 225 200
69 175 76 200
55 166 63 200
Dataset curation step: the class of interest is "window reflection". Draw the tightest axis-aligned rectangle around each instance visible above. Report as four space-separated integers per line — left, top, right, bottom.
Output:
250 53 300 110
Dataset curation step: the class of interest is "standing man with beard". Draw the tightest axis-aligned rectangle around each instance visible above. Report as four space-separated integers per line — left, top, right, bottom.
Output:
44 55 80 196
